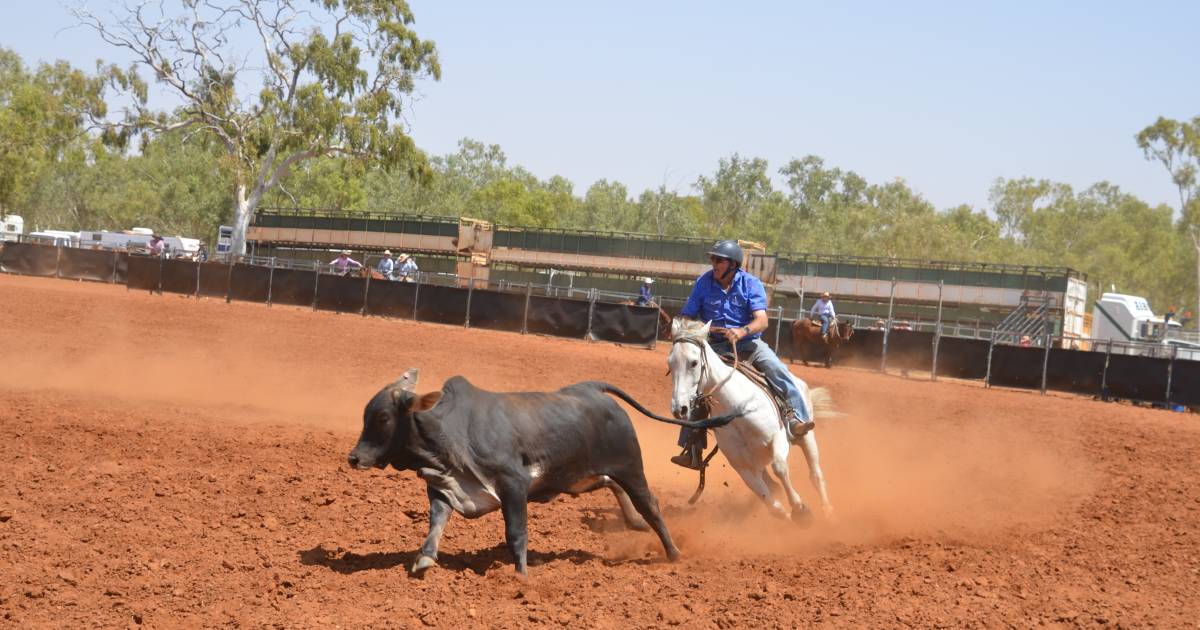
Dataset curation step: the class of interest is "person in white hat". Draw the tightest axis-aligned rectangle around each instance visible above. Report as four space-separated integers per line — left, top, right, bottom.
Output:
330 249 363 275
377 250 396 280
636 277 655 306
395 252 419 282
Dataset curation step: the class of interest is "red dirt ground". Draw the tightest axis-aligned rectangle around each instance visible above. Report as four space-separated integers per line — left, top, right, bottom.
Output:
1 274 1197 628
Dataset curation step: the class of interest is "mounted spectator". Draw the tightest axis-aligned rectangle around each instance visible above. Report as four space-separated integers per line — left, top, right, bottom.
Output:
330 250 363 275
396 253 419 282
377 250 396 280
809 292 836 339
636 277 655 307
1019 335 1033 347
148 233 166 257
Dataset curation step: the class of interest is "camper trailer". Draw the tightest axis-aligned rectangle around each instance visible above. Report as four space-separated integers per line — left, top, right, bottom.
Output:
26 230 80 248
78 230 202 258
1 215 23 242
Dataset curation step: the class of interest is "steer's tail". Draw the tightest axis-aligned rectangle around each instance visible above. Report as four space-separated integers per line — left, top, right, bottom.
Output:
585 381 740 429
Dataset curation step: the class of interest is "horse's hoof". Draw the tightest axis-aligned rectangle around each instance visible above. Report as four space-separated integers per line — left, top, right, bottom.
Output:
791 505 814 527
410 554 436 575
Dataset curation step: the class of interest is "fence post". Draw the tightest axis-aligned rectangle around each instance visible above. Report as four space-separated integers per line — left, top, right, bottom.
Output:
267 257 276 307
464 278 474 328
932 280 944 381
361 269 371 317
880 277 896 373
412 275 420 321
194 259 201 297
54 245 63 279
1040 332 1052 395
985 330 996 387
522 282 532 334
585 292 597 341
156 254 164 295
225 258 235 303
1100 340 1112 400
1165 344 1177 405
311 264 320 310
111 250 119 284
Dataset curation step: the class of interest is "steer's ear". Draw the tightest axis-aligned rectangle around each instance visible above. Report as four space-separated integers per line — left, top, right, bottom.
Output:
410 391 442 412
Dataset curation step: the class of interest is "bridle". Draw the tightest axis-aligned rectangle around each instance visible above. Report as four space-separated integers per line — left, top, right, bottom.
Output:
670 335 739 418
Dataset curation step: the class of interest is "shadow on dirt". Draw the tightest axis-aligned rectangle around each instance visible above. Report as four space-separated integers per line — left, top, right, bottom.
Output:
299 544 600 576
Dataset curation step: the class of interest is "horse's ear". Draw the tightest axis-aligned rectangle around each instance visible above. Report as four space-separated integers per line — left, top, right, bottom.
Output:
700 320 712 337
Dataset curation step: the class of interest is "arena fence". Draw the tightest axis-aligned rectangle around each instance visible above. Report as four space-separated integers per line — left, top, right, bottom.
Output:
2 241 1194 408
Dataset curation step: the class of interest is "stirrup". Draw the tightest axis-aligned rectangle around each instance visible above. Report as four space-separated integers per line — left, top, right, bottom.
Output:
670 446 703 470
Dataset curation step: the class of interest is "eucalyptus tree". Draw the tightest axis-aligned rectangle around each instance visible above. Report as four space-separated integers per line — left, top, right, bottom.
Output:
0 48 109 215
75 0 440 254
1137 116 1200 327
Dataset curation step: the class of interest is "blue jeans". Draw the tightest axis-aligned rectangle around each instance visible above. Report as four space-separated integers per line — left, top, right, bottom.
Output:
818 314 831 336
677 337 808 447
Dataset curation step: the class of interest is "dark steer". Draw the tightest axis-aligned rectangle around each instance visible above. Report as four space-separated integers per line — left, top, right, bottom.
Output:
347 369 733 575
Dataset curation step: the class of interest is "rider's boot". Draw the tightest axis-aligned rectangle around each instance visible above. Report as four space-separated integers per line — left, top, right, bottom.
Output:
785 409 815 444
669 443 704 470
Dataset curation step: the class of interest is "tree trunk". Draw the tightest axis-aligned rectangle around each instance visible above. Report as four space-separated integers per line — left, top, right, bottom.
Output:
230 180 266 257
1193 227 1200 331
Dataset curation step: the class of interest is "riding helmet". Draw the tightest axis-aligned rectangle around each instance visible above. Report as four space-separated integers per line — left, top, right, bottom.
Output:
707 239 744 266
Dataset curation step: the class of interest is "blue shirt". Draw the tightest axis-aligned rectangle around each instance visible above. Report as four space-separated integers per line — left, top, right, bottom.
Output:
680 269 769 339
639 285 653 302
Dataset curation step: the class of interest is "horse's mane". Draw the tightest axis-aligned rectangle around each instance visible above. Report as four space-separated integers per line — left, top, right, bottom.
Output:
671 318 710 343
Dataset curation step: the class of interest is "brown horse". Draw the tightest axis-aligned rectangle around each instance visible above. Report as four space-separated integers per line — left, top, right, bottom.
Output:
620 300 673 340
792 317 854 368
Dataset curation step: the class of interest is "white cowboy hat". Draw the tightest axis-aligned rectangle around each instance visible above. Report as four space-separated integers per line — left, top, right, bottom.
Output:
340 249 351 255
642 277 654 284
397 252 410 260
383 250 393 256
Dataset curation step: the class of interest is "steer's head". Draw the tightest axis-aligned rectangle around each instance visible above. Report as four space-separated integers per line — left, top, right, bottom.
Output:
347 368 442 470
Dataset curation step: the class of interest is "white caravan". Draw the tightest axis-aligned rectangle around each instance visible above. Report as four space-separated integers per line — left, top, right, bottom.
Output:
78 230 202 258
2 215 23 242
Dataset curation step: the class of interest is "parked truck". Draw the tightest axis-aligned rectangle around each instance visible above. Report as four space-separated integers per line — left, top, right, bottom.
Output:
1091 292 1200 360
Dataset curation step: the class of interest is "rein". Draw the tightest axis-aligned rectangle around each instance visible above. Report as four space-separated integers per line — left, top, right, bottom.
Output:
671 335 739 406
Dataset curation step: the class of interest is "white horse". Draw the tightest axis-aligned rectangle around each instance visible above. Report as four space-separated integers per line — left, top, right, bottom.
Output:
667 318 836 522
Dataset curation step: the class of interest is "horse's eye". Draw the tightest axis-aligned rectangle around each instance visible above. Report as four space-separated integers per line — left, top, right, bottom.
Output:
689 360 698 368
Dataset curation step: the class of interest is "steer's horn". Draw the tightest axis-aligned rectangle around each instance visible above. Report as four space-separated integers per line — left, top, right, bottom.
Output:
393 368 419 392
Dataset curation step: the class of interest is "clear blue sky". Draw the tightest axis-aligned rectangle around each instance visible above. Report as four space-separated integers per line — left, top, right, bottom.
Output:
6 1 1199 213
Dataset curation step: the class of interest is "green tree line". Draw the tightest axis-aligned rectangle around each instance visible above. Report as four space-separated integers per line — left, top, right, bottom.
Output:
2 45 1197 326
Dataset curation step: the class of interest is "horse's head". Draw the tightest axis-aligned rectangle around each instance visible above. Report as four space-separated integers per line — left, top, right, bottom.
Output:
667 317 712 420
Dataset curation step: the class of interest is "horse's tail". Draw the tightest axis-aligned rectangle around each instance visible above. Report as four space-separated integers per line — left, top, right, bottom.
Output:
809 387 843 420
584 381 740 430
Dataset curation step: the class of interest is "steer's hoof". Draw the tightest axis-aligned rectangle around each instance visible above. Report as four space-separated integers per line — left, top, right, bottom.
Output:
791 505 814 527
410 554 436 575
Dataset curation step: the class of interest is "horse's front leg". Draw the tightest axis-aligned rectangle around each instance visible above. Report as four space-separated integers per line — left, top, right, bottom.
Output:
732 466 789 519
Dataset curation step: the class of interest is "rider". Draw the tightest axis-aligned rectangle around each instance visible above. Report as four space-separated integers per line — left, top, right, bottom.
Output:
636 277 654 307
330 250 363 275
377 250 396 280
670 239 815 470
810 291 836 339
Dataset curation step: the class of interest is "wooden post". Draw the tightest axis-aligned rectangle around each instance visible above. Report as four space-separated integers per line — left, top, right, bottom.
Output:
267 257 276 307
522 282 532 334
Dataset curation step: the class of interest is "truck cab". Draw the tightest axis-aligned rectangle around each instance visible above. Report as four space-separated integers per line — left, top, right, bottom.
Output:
2 215 23 242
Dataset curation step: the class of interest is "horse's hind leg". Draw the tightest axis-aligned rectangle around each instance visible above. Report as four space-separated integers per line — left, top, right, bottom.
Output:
797 432 834 520
768 448 813 525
